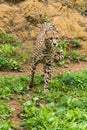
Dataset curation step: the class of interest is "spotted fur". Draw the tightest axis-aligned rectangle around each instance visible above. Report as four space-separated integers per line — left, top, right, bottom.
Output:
29 22 64 92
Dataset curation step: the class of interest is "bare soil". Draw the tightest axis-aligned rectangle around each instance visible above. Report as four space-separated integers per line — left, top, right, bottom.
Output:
8 97 23 125
0 61 87 77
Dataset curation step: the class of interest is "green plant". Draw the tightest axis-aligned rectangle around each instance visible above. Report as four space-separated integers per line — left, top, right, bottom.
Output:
0 70 87 129
0 55 22 71
80 54 87 62
0 76 28 100
67 50 80 62
56 60 65 67
8 59 23 71
0 119 13 130
21 54 28 63
0 32 20 46
0 44 16 56
58 39 68 56
0 32 13 44
51 70 87 89
41 16 50 23
0 101 12 119
21 70 87 129
73 39 81 47
22 100 58 130
0 56 8 70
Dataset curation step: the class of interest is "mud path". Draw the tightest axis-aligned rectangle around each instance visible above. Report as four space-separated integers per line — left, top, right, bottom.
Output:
0 61 87 77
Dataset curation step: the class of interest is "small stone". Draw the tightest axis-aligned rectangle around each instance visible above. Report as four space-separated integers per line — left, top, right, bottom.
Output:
64 64 69 68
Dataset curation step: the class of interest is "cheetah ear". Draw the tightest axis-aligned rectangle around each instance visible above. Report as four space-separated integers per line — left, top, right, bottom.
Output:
56 28 59 32
43 22 50 31
51 23 59 33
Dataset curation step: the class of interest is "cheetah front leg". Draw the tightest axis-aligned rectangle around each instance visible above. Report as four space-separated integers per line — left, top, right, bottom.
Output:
29 55 42 89
29 60 37 89
43 57 52 93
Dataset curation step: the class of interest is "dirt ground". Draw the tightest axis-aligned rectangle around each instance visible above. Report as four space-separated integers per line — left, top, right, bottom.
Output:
8 97 22 126
0 62 87 77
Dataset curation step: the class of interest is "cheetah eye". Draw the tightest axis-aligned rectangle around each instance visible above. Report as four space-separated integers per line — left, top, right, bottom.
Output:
49 37 53 40
56 37 59 39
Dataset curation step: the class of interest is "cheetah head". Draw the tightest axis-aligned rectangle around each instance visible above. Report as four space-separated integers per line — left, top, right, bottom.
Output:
45 22 59 47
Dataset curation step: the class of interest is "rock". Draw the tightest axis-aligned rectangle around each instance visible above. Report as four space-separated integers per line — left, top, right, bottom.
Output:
64 64 69 68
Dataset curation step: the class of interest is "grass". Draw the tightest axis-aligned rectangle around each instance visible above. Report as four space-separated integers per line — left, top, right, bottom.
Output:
0 32 87 129
0 32 33 71
0 70 87 129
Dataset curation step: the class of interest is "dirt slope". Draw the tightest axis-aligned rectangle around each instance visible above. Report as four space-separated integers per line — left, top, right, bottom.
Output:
0 0 87 76
0 0 87 42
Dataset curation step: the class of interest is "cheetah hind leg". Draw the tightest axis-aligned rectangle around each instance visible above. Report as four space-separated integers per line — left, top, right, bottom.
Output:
43 63 52 93
29 62 37 89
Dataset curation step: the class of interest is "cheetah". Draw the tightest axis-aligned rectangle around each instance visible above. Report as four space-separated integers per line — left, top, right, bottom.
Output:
29 22 64 92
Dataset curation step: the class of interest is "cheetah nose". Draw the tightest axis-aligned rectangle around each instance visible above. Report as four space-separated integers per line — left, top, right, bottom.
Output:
53 42 58 47
53 43 56 46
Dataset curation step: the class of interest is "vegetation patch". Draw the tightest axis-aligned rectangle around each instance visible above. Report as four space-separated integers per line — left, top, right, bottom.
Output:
0 32 25 71
21 70 87 130
55 39 87 67
0 70 87 129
